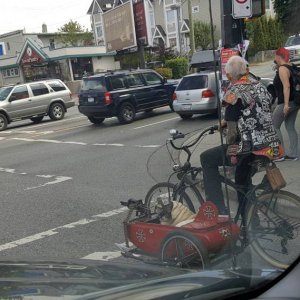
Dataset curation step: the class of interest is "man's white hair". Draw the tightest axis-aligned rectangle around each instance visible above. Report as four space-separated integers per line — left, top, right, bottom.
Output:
224 55 248 80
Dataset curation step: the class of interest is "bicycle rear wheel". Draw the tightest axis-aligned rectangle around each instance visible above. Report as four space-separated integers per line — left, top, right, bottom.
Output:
247 190 300 269
145 182 203 214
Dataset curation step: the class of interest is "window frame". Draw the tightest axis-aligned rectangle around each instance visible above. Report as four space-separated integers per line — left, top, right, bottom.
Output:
142 72 163 86
29 83 50 96
9 85 30 101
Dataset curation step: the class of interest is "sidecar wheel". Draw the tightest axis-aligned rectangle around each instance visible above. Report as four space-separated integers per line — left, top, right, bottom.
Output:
161 230 209 270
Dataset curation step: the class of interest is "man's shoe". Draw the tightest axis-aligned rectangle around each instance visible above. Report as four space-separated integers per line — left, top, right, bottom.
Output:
284 156 298 161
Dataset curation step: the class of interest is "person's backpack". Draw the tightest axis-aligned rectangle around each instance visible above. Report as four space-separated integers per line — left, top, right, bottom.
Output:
284 64 300 105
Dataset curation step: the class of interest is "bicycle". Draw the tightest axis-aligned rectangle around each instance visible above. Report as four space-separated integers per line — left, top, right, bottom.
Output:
144 125 300 270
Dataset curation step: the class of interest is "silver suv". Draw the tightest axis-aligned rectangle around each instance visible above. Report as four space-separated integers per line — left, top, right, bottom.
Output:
0 79 75 131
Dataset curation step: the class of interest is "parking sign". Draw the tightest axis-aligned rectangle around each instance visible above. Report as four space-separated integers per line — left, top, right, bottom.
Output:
232 0 252 19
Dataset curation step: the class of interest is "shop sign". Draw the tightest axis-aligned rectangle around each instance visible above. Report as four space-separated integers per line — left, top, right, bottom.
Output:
21 46 44 65
133 1 148 45
102 1 136 51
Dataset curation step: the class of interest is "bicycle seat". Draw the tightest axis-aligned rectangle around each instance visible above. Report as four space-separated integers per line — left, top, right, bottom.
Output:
252 144 284 161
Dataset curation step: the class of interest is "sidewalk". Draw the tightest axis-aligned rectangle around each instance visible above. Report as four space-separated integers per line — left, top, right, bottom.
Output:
183 121 300 197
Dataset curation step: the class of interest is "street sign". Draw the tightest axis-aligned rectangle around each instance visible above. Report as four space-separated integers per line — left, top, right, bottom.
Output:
232 0 252 19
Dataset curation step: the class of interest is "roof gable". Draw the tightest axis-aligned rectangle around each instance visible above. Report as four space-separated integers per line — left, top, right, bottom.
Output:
17 38 48 65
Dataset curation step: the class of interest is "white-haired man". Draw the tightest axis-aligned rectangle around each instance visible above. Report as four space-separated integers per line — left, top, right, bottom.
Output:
200 56 280 215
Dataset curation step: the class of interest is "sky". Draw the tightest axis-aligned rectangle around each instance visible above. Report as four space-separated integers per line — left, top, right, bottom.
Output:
0 0 92 35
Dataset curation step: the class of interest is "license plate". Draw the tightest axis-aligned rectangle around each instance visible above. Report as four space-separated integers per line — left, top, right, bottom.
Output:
88 97 94 103
182 104 191 110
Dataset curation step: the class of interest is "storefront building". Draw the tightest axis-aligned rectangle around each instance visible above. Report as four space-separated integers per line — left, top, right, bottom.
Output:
0 30 119 89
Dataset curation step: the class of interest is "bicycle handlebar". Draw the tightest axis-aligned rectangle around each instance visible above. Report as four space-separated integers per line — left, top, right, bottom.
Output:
170 125 219 151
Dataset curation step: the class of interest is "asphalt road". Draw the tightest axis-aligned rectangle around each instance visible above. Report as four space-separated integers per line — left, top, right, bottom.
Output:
0 61 291 270
0 105 219 261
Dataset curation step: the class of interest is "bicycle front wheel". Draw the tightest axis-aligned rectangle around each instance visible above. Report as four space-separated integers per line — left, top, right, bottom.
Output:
145 182 203 214
247 190 300 269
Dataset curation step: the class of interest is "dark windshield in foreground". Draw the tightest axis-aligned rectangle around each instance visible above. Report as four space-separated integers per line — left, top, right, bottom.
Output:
0 86 13 101
81 78 107 92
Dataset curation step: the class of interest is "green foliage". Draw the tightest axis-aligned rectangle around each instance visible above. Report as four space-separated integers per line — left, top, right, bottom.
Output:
193 21 215 50
165 57 188 79
246 16 285 55
58 20 94 46
154 67 173 79
273 0 293 26
117 53 140 69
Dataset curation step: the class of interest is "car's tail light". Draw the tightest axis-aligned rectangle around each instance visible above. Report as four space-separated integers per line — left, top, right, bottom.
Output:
104 92 112 105
172 92 177 101
202 89 215 98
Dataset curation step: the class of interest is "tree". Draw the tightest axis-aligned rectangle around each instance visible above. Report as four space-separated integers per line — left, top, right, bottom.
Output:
58 20 94 46
193 21 215 51
273 0 300 34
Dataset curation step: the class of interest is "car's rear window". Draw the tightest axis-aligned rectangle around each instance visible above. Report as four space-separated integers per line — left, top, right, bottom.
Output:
81 78 107 92
176 75 208 91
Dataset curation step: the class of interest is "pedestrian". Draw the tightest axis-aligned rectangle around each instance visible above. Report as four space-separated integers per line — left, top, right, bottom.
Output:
273 47 300 161
200 56 281 214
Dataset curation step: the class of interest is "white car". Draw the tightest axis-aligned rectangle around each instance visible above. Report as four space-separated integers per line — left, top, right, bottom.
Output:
172 71 275 120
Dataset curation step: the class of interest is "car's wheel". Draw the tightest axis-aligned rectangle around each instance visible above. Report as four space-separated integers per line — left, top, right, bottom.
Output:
179 114 193 120
30 116 44 123
0 113 8 131
88 116 105 124
117 102 136 124
49 102 65 120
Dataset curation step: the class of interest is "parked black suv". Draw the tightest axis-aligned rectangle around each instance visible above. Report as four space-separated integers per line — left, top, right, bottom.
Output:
78 70 177 124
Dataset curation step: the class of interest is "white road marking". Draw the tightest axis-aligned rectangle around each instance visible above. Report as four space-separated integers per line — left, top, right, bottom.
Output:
12 138 158 149
0 207 127 252
82 251 122 261
135 145 160 148
63 141 87 145
133 117 180 130
12 138 35 142
0 167 17 174
25 176 73 190
0 167 72 190
0 137 6 140
36 139 61 143
93 143 124 147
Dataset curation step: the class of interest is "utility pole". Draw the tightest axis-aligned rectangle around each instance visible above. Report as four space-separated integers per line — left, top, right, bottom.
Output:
188 0 195 54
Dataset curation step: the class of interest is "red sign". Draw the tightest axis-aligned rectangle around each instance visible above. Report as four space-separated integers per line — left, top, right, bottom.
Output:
220 48 240 81
133 1 148 44
21 46 44 65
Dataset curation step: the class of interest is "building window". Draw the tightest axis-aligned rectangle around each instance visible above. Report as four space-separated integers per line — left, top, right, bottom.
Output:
2 67 19 78
7 42 10 51
169 37 177 48
192 6 199 13
265 0 270 9
166 9 176 33
49 39 55 50
95 24 104 45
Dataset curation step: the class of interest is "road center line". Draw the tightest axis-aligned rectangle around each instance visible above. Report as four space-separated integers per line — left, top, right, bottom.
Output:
0 207 127 252
132 117 180 130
